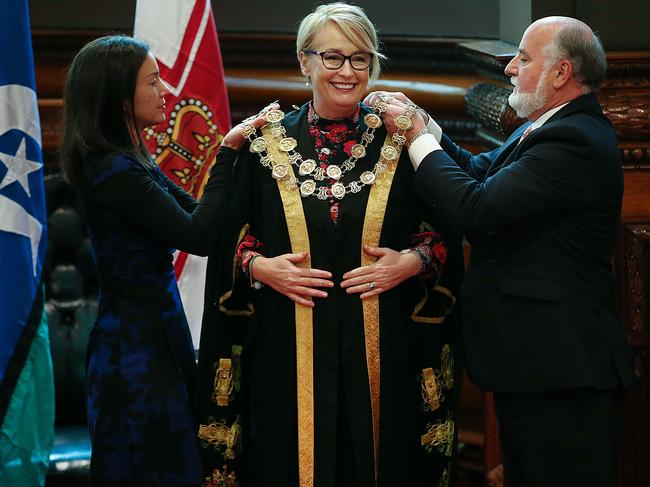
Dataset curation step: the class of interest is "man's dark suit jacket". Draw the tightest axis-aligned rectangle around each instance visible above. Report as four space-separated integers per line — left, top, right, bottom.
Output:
415 93 633 392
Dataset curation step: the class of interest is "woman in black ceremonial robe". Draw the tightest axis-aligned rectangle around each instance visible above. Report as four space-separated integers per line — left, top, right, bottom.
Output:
197 4 464 487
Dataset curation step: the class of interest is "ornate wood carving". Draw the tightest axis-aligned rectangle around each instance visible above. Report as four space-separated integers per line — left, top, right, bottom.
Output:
624 224 650 379
605 52 650 89
462 51 650 168
464 83 523 137
619 224 650 487
600 92 650 169
599 94 649 140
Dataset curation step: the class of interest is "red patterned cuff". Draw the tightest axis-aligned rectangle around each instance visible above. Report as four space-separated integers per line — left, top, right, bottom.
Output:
236 232 264 274
409 231 447 277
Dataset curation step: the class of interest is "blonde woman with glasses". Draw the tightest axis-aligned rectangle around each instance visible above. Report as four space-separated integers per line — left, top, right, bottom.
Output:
197 4 463 486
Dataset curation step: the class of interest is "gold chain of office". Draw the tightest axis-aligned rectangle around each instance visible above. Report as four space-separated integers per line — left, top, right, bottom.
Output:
240 101 415 200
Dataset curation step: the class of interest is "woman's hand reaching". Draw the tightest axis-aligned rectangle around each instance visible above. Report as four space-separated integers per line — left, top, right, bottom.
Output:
221 101 281 150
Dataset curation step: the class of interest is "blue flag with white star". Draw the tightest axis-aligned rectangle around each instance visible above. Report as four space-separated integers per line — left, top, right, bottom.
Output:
0 1 54 485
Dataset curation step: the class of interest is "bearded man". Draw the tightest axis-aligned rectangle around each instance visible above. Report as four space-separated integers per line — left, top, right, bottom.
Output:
368 16 633 487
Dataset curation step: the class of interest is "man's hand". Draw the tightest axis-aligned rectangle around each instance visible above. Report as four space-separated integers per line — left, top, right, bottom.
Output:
364 91 431 126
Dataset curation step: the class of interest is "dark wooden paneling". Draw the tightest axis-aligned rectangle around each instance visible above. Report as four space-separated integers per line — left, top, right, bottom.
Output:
33 30 486 168
619 224 650 487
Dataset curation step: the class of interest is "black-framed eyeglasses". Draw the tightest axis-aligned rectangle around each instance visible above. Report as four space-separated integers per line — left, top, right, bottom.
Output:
302 50 373 70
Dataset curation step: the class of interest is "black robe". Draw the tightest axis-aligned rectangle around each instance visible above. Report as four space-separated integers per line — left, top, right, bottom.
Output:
197 103 463 487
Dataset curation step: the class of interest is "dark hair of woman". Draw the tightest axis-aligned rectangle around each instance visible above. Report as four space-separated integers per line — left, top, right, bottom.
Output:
60 35 152 185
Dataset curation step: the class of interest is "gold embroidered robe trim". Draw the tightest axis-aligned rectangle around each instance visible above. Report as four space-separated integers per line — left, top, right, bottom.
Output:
213 358 234 406
411 283 457 324
421 416 455 457
421 367 443 411
360 135 401 478
232 345 242 394
204 465 238 487
409 221 457 324
198 417 242 460
440 344 454 389
263 124 314 487
219 224 255 317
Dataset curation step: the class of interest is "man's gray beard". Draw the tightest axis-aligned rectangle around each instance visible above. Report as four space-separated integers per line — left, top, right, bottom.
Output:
508 74 548 118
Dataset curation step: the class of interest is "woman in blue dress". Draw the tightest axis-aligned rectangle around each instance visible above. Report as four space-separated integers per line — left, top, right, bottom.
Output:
59 35 266 486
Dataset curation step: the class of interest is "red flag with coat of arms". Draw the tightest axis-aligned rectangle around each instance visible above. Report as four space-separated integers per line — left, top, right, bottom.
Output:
134 0 230 350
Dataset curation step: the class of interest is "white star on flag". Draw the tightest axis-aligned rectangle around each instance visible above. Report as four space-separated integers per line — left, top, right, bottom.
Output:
0 136 42 197
0 193 42 276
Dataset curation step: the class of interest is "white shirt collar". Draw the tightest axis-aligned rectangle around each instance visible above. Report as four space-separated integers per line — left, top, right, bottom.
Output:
528 102 570 132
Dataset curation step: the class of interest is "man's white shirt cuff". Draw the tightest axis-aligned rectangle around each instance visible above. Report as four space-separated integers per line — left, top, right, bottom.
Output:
427 117 443 142
408 134 442 171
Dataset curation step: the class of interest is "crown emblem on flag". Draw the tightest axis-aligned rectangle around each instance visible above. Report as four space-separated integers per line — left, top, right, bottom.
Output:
144 97 224 195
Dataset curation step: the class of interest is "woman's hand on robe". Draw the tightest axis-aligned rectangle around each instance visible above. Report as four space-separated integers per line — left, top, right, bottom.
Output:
251 252 334 307
340 245 421 299
221 101 280 150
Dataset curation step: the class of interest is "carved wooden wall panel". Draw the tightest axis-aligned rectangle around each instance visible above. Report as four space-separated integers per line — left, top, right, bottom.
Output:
620 224 650 487
600 53 650 169
461 44 650 170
